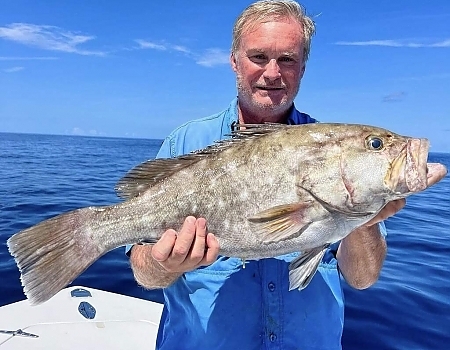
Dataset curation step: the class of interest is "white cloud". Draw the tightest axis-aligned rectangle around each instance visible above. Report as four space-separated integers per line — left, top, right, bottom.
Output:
335 40 408 47
430 39 450 47
396 73 450 81
71 127 86 136
135 39 167 50
172 45 191 54
335 39 450 48
3 66 24 73
196 48 230 67
135 38 229 67
0 56 59 60
0 23 106 56
383 91 406 102
71 127 105 136
135 39 192 54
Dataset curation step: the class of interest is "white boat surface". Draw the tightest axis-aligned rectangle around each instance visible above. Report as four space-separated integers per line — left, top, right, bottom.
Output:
0 286 163 349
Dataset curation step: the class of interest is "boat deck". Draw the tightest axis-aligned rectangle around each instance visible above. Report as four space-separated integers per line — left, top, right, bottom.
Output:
0 286 163 349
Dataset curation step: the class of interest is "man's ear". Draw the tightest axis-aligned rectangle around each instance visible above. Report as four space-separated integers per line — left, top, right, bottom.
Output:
300 63 306 79
230 52 238 73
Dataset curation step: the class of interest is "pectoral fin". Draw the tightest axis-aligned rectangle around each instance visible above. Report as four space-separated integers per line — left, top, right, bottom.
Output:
248 202 313 243
288 246 328 291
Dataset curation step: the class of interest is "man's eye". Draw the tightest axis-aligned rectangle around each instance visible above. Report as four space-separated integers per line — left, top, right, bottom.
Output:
279 56 295 64
250 54 267 62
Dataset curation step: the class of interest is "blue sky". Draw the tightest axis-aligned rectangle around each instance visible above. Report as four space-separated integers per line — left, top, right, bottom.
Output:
1 0 449 152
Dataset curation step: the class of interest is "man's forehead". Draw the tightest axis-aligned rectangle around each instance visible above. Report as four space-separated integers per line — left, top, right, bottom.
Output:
239 22 305 53
240 20 303 42
245 47 301 57
241 16 303 35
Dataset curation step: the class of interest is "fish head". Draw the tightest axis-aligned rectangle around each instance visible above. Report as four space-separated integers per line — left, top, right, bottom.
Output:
296 124 447 216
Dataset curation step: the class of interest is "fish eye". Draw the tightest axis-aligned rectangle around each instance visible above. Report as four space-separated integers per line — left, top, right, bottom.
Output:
366 136 384 150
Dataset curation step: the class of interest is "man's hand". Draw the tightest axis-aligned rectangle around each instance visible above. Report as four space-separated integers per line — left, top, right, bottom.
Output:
337 198 406 289
365 198 406 227
130 216 219 289
151 216 220 273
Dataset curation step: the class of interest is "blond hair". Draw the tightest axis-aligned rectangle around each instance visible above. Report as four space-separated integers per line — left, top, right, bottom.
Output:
231 0 316 61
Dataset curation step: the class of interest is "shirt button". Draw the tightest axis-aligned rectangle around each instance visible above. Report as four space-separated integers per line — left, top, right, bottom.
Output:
269 333 277 342
268 282 276 292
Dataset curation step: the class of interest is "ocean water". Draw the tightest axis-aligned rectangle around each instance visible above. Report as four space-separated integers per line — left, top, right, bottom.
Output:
0 132 449 349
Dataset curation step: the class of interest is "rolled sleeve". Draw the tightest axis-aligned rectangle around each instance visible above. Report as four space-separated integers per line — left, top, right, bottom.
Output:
378 221 387 238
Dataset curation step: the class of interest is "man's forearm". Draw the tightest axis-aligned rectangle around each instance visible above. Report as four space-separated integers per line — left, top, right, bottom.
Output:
130 244 182 289
337 224 387 289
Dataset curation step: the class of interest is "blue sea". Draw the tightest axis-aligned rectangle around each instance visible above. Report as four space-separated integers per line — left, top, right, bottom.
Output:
0 132 449 349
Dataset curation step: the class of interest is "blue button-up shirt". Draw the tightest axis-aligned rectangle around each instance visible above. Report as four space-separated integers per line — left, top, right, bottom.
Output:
153 99 346 349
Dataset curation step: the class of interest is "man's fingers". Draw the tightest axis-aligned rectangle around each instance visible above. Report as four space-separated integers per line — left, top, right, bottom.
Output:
170 216 197 261
377 199 406 221
151 229 177 262
366 199 406 226
152 216 219 273
189 218 208 263
200 233 220 266
390 198 406 213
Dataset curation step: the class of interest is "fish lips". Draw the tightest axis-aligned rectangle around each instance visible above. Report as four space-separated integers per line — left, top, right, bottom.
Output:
405 138 429 192
406 138 447 192
426 162 447 188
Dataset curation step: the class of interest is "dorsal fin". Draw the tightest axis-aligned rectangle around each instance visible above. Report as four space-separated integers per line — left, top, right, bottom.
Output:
230 123 285 138
115 123 287 199
115 156 202 199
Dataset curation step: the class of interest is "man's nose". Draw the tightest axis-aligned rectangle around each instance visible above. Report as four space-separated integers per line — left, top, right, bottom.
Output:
263 59 281 81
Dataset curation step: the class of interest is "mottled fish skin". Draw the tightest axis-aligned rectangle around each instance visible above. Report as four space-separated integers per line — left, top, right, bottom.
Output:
7 123 448 305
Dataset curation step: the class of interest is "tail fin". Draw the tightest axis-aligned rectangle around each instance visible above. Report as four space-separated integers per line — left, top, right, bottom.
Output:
7 208 105 305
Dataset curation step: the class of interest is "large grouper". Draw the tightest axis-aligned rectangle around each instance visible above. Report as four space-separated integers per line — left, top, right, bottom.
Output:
7 123 447 305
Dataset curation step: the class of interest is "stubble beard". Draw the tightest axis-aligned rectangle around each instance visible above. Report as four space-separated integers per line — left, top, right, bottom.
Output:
236 74 301 122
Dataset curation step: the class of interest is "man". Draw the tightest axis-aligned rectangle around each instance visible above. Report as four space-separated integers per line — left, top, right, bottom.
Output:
129 1 405 348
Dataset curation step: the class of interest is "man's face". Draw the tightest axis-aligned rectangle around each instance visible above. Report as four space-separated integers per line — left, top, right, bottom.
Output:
231 18 306 123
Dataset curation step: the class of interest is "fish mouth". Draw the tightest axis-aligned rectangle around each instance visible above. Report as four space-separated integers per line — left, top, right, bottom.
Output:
390 138 447 193
404 138 429 192
426 162 448 188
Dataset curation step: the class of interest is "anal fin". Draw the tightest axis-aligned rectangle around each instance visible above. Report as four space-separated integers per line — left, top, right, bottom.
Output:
288 245 328 291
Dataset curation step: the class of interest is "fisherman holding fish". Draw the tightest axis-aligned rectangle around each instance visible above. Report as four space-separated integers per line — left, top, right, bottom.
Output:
7 0 447 348
128 1 405 349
